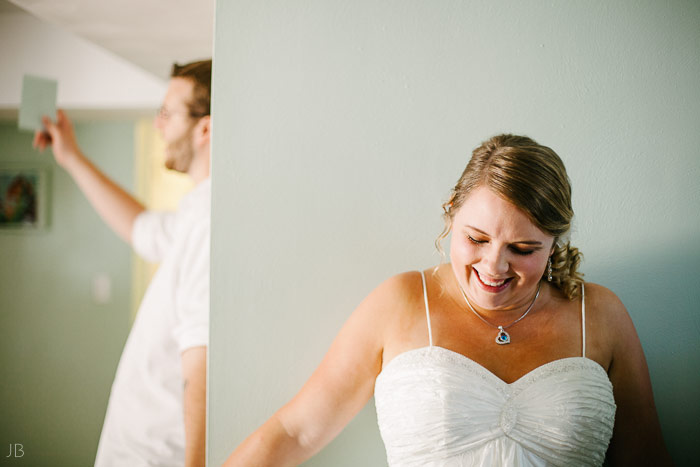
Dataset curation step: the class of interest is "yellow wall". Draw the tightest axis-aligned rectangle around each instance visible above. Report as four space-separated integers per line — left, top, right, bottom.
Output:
131 118 193 319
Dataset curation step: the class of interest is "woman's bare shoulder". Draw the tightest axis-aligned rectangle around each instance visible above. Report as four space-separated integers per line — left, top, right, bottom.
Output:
355 269 433 341
583 282 641 364
584 282 629 321
361 270 425 316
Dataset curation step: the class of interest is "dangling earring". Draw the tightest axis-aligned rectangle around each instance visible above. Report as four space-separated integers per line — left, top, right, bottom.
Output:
547 257 553 282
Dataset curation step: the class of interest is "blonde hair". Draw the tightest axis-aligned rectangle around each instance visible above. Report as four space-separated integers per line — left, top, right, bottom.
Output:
435 134 584 299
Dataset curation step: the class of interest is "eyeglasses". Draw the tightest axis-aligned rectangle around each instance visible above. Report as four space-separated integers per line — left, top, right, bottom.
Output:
156 106 186 120
156 106 208 121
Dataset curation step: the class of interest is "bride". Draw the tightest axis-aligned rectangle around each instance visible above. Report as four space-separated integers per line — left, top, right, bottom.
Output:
224 134 670 466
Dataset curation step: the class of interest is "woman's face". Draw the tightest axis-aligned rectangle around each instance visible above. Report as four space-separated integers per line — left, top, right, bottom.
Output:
449 186 555 312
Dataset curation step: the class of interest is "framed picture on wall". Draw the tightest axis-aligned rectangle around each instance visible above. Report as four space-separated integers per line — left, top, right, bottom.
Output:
0 167 49 231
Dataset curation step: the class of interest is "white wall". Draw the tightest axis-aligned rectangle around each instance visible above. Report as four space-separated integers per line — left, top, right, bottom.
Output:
209 1 700 464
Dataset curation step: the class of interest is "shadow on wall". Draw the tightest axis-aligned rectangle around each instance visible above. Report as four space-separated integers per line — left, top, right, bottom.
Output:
586 243 700 465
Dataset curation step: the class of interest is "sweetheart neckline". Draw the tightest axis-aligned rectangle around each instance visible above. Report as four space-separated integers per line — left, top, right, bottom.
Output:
377 345 610 386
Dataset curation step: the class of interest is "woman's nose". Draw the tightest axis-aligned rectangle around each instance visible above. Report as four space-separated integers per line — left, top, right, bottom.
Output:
482 247 509 276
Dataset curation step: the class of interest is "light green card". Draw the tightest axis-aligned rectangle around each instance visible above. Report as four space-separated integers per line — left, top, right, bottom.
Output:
18 74 58 131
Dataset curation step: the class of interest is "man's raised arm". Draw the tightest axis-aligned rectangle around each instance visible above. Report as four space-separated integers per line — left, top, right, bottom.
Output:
34 109 145 244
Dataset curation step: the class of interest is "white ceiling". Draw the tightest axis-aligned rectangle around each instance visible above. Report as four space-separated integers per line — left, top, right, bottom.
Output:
0 0 178 118
6 0 214 80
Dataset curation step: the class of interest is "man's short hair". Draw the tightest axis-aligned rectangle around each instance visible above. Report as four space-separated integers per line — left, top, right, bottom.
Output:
171 59 212 119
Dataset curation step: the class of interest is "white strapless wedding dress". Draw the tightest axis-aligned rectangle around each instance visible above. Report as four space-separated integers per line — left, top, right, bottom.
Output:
374 273 616 466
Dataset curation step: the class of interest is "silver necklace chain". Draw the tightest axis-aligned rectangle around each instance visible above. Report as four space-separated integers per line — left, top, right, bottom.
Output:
457 281 541 345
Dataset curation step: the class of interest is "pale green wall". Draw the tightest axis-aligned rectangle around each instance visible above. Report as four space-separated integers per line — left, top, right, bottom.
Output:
0 121 134 466
209 1 700 465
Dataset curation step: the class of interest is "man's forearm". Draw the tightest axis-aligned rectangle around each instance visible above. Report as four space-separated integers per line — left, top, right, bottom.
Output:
35 110 145 244
182 347 207 467
64 152 145 244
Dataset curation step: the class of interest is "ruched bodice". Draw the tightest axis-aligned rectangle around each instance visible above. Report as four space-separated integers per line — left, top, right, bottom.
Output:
373 273 616 466
375 347 615 466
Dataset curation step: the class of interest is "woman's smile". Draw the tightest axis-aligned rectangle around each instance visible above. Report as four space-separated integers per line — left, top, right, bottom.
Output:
472 267 514 292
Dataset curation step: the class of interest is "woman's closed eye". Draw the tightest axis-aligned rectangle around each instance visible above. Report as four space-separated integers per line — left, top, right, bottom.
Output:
467 235 486 244
468 235 536 256
509 246 535 256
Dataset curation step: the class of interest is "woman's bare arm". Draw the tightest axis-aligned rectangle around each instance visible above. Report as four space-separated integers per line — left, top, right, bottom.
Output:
591 285 672 465
224 273 415 466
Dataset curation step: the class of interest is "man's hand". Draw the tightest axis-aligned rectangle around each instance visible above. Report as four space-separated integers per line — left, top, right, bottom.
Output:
30 108 145 243
33 110 82 169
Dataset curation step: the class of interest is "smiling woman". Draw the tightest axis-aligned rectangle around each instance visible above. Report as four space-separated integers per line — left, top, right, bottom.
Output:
223 134 672 466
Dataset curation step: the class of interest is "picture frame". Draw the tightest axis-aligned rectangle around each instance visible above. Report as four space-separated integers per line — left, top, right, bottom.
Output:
0 166 49 231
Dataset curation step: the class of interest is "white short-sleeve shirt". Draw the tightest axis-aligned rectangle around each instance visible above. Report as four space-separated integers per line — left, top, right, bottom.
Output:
95 179 210 466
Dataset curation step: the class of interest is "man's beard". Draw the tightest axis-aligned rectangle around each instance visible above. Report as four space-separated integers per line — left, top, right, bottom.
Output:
164 130 195 173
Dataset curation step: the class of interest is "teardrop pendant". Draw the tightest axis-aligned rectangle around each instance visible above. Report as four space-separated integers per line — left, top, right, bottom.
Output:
495 326 511 345
458 281 540 345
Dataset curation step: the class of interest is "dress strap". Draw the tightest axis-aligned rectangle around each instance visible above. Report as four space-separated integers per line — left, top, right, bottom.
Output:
581 284 586 358
419 271 433 347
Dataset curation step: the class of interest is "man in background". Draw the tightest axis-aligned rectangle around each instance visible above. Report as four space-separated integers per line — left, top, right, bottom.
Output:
34 59 212 467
